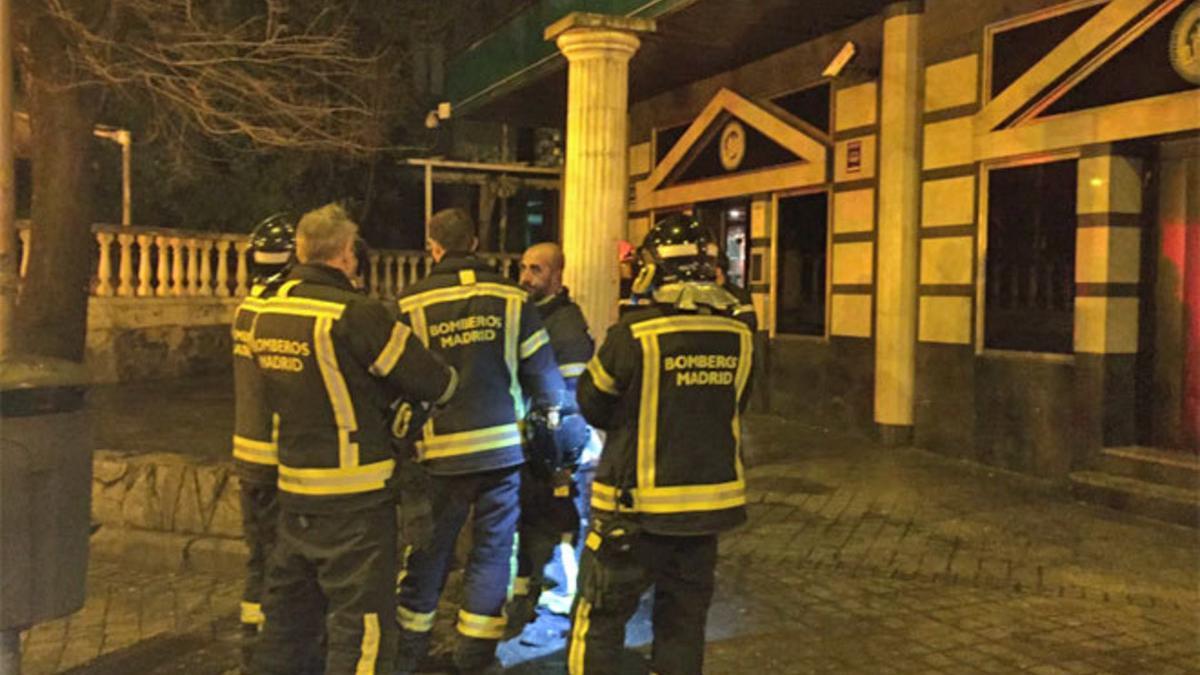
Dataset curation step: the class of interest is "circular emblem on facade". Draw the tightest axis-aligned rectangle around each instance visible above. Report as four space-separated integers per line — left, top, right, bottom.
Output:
719 120 747 172
1169 1 1200 85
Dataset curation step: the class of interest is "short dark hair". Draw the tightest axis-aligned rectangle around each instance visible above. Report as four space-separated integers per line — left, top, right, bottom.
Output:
428 208 476 252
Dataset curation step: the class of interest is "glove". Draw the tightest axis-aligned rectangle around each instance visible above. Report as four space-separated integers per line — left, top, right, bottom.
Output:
555 413 591 468
390 397 432 457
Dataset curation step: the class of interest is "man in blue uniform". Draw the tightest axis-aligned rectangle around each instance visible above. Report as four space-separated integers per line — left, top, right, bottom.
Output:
394 208 565 674
250 204 457 675
569 215 755 675
510 243 595 643
231 214 294 667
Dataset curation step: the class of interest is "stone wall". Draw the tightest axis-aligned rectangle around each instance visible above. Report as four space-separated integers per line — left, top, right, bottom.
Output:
86 297 237 384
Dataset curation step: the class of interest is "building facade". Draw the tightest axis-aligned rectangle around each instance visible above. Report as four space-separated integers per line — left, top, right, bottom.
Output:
446 0 1200 501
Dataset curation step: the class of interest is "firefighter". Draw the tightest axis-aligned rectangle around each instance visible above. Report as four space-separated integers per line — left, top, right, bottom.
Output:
570 214 756 675
231 213 294 667
510 242 596 643
250 203 457 675
393 208 565 675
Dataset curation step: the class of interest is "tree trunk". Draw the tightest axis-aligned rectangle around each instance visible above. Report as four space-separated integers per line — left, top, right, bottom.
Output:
16 39 99 361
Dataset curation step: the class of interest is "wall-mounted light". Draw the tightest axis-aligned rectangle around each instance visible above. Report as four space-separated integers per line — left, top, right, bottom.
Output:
822 41 857 78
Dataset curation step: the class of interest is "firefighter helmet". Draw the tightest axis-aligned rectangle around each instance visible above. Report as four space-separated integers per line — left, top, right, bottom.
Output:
630 214 718 295
248 213 296 283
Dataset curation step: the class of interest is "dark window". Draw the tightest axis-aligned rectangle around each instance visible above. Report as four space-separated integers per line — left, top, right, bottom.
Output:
770 82 831 134
990 4 1104 99
655 122 689 165
984 159 1078 353
776 193 828 336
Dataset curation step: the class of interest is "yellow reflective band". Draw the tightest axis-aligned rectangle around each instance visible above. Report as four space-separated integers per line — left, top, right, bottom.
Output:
554 484 570 498
369 322 412 377
505 297 525 420
584 531 602 551
630 314 750 338
568 597 591 674
734 304 756 316
732 330 753 481
512 576 531 596
232 435 278 465
397 605 435 632
435 367 458 406
314 316 360 470
586 358 619 395
416 423 524 460
638 334 660 489
459 269 477 285
590 480 746 515
238 297 267 311
558 362 587 378
277 279 302 297
355 613 380 675
456 609 506 640
257 296 346 320
277 459 394 496
240 601 265 626
399 282 525 313
519 328 550 360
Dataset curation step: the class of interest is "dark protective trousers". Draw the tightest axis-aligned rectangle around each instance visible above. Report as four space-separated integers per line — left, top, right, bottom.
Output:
252 504 397 675
396 466 520 670
238 480 279 663
567 524 718 675
514 466 580 608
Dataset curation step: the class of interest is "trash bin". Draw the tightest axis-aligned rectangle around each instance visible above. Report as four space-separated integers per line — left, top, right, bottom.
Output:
0 356 92 671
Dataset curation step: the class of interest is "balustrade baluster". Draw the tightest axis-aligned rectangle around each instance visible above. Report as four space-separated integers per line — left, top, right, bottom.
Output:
234 240 251 296
381 255 395 300
170 238 186 296
95 231 115 297
198 240 214 296
116 233 135 297
136 234 153 297
215 240 232 297
185 238 200 296
156 235 172 296
407 256 419 285
423 256 433 277
368 253 381 299
18 229 30 279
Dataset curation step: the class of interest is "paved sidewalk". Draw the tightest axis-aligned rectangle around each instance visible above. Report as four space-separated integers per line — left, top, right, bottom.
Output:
18 414 1200 673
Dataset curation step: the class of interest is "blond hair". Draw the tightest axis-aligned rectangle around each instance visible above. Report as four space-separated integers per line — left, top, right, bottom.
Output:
296 203 358 264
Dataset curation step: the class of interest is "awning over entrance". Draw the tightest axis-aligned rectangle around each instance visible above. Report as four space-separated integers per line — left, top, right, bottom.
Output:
447 0 888 125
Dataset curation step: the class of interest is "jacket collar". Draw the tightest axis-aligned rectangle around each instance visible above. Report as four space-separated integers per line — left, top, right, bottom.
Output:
431 253 494 275
534 287 573 317
286 263 357 292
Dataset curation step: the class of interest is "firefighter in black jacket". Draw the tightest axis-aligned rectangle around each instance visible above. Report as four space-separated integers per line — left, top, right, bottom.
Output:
250 204 457 675
510 242 595 638
571 215 755 675
394 208 565 674
231 214 294 666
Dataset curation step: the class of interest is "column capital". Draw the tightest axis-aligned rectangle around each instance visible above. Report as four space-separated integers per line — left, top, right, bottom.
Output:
545 12 655 46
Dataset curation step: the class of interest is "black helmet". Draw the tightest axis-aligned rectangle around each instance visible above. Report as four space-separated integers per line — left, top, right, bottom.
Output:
248 213 296 283
630 214 718 296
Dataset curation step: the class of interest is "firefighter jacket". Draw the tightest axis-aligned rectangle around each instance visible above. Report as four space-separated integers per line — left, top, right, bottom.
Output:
532 289 594 469
396 254 565 476
577 301 755 536
251 264 457 513
232 277 284 485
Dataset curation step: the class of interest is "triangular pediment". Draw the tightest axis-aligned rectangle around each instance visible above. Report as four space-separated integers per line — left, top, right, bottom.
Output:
979 0 1194 132
635 88 828 211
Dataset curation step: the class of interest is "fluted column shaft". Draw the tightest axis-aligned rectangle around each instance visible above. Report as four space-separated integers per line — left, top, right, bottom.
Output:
552 23 644 336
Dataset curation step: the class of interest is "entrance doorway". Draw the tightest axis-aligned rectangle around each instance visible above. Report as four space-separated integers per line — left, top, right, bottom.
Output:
695 199 750 288
1143 137 1199 453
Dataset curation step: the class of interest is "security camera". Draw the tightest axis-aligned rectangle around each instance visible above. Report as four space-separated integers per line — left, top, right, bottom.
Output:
822 41 857 78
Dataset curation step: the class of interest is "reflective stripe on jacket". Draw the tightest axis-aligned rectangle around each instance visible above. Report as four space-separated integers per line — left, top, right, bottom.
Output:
232 281 280 484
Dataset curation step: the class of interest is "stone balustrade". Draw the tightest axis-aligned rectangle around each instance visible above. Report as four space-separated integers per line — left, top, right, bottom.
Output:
14 220 522 300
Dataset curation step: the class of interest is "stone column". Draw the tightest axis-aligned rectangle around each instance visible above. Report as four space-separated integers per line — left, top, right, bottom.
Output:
873 1 924 446
1075 146 1144 454
547 12 655 336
